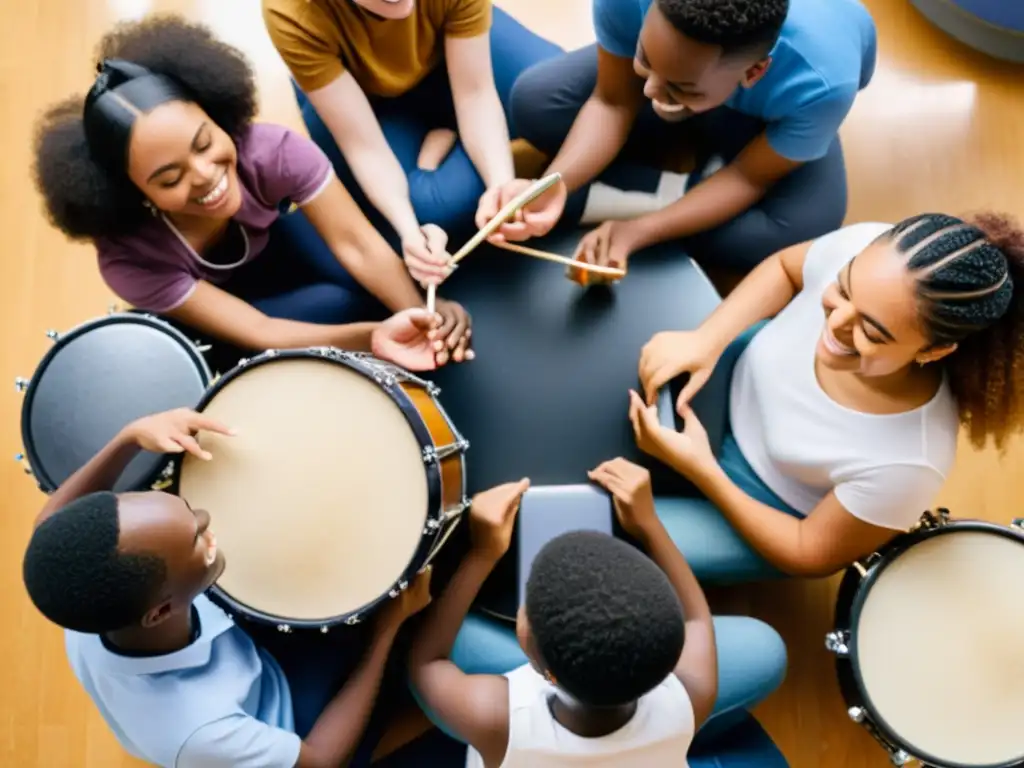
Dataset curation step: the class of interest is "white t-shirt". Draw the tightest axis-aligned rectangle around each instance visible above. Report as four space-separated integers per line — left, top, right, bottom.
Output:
729 222 959 531
65 595 300 768
465 664 695 767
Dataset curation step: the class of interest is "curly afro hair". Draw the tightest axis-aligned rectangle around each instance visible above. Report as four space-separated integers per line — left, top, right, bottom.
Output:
32 15 257 241
525 530 684 707
655 0 789 58
23 492 168 634
883 212 1024 451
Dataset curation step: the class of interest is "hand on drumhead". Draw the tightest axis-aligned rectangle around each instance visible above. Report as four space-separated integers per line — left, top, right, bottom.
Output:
123 408 235 461
431 299 474 364
372 308 443 371
638 329 721 407
469 478 531 560
588 458 658 541
379 566 434 630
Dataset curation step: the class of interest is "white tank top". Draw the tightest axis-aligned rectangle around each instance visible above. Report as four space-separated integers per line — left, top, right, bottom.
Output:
465 664 694 767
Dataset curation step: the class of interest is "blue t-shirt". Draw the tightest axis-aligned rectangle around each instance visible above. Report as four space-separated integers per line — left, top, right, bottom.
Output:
66 595 301 767
594 0 877 162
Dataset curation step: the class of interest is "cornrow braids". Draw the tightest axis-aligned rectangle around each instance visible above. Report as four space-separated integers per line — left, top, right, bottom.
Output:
887 212 1024 449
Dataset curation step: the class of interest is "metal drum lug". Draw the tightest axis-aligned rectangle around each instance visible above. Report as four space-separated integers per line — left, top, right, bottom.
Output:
344 614 361 626
1012 518 1024 530
276 624 292 634
45 329 60 342
889 750 911 766
388 580 409 599
14 376 28 393
848 707 866 723
825 630 851 657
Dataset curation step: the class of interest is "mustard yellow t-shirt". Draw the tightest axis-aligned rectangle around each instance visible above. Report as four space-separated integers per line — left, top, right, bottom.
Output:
263 0 492 97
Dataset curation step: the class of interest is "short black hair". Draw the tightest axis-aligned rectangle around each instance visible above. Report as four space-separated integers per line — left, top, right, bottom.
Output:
23 492 168 634
655 0 789 59
525 531 684 707
32 15 257 241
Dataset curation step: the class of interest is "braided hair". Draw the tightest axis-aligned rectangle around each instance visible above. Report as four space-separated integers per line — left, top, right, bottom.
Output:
886 212 1024 449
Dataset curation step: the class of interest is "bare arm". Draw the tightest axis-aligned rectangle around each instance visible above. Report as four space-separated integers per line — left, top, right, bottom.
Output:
408 482 530 766
686 467 898 577
35 431 139 528
544 47 646 193
407 552 509 766
167 281 378 352
633 517 717 729
299 176 424 312
698 239 810 351
446 33 514 189
305 73 421 241
629 133 803 250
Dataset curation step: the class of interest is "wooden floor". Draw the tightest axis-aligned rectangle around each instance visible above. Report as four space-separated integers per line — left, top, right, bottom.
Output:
2 1 1022 765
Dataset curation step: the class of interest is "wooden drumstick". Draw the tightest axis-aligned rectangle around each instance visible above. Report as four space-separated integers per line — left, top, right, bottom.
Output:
493 241 627 278
426 172 563 314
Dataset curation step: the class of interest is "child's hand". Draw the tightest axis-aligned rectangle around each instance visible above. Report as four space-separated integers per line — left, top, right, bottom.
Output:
588 457 658 541
123 408 234 461
469 478 531 560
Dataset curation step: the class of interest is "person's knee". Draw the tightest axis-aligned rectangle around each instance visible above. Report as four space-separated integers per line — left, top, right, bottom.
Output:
408 167 484 232
713 616 788 705
510 57 586 152
450 613 526 676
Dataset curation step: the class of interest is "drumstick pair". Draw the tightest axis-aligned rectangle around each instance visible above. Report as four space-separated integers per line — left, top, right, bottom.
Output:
425 173 621 312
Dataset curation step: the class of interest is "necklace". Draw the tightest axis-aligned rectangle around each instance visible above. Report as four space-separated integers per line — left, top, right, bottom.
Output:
161 213 250 271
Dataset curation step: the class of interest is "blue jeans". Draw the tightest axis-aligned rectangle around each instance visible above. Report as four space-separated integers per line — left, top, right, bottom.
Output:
293 7 563 239
225 208 376 323
655 322 805 585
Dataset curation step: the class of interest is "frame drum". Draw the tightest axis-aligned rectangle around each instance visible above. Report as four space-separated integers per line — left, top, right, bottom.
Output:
828 510 1024 767
16 312 211 493
175 348 468 633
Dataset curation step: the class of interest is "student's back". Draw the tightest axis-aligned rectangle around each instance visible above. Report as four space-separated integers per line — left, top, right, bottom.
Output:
466 664 694 767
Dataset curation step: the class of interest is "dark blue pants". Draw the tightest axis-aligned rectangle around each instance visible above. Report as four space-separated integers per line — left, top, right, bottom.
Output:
225 209 376 323
293 7 564 241
174 209 383 372
510 44 850 272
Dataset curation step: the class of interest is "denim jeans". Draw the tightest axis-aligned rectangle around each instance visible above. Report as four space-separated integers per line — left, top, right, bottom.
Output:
293 7 564 241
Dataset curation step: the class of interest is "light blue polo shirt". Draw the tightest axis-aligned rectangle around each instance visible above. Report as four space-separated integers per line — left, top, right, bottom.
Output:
594 0 877 162
65 595 301 768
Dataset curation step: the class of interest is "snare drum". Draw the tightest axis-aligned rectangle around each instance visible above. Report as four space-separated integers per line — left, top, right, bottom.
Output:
175 348 469 633
16 312 211 492
828 509 1024 768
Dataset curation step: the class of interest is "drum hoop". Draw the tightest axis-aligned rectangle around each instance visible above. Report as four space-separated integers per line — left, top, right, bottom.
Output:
843 517 1024 768
173 347 450 631
20 312 211 493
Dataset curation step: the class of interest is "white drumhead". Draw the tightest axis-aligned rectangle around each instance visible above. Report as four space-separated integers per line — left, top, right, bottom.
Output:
855 529 1024 765
179 357 429 622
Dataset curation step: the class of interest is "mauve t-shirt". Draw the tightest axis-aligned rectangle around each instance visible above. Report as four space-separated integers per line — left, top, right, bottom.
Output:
97 123 333 314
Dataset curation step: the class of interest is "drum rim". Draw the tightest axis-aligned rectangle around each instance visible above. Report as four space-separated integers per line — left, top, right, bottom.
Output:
843 518 1024 768
174 347 448 631
20 312 212 493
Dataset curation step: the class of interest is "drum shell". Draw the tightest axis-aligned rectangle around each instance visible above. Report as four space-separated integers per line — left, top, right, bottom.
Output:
18 312 211 493
829 514 1024 768
173 349 468 633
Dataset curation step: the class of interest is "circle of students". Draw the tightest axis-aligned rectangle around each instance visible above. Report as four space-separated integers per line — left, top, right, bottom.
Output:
21 0 1024 766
